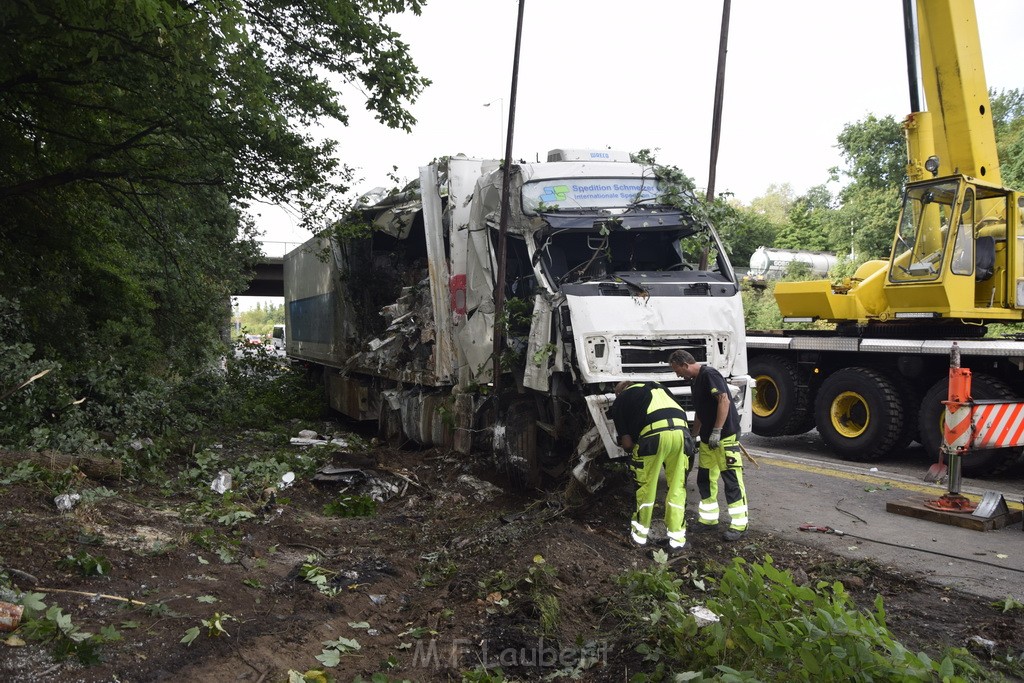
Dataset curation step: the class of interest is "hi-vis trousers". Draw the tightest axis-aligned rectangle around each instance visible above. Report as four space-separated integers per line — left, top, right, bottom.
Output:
630 427 689 549
695 433 749 532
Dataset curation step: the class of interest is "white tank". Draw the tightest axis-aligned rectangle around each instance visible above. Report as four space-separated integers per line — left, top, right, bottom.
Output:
748 246 837 279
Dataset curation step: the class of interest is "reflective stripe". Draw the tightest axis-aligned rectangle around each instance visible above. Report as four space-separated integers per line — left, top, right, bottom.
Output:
727 504 748 514
631 520 650 534
668 539 686 549
698 501 717 512
667 501 685 510
699 509 719 521
730 516 749 526
638 502 654 510
631 531 648 545
667 529 686 541
639 417 687 437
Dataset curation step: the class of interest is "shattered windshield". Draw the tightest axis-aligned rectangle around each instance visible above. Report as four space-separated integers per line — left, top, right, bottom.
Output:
531 209 733 286
521 177 659 213
889 180 958 283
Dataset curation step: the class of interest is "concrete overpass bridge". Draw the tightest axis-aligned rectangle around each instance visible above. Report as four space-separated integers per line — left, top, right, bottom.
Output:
235 241 300 298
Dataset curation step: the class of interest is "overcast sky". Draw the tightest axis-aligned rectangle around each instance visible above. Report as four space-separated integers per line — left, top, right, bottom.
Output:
248 0 1024 290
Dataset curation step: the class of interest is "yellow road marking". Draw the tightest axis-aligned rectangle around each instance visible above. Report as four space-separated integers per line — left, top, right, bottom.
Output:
760 456 1024 511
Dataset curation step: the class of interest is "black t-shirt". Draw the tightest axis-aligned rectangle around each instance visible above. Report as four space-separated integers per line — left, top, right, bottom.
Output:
692 365 740 441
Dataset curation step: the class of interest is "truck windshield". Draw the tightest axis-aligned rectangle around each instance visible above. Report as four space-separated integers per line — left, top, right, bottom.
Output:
531 208 733 286
521 177 659 213
889 180 959 283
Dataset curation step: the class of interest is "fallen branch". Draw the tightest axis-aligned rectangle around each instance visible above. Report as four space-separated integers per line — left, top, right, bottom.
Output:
0 567 39 585
376 466 433 496
0 450 122 481
35 587 146 606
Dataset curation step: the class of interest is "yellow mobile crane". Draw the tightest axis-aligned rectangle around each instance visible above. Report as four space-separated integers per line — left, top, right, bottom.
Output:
745 0 1024 477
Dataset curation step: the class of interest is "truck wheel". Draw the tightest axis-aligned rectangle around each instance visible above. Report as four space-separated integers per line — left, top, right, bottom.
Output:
893 384 923 452
750 354 811 436
495 400 541 490
814 367 903 462
918 375 1019 477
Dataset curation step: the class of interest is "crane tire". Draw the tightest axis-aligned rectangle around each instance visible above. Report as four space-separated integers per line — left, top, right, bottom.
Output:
750 354 812 436
918 374 1020 478
814 367 903 462
893 383 923 452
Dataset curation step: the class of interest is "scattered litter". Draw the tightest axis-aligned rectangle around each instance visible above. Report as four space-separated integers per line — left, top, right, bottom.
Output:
967 635 997 657
457 474 503 502
869 467 878 472
312 465 399 503
689 605 719 627
313 465 366 484
278 472 295 489
369 594 387 606
3 635 25 647
0 601 24 632
210 471 232 494
129 437 154 451
291 433 351 448
54 493 81 512
367 629 380 637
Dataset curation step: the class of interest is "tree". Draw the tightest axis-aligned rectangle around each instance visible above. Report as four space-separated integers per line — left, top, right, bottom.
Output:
776 185 834 252
991 88 1024 189
0 0 427 374
831 115 907 194
748 183 795 227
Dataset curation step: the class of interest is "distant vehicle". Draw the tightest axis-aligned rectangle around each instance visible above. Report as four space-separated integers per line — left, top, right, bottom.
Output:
243 333 263 346
271 325 286 353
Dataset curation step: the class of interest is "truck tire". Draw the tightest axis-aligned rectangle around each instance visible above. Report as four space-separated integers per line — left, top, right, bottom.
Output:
750 354 812 436
893 383 923 452
496 400 541 490
918 375 1020 477
814 367 903 462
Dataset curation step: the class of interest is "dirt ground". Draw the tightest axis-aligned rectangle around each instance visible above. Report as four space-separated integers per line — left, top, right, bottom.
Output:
1 423 1022 682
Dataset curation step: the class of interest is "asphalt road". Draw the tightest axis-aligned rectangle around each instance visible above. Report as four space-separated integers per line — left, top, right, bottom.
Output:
740 431 1024 601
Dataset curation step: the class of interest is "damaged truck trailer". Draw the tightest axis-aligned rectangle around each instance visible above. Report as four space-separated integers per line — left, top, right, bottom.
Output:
283 149 752 487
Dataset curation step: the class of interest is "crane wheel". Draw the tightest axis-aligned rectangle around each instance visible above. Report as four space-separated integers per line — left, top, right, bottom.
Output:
814 367 903 462
749 355 812 436
918 374 1020 478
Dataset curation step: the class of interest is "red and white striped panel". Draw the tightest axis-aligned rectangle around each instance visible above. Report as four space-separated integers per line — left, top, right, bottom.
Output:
943 404 972 451
971 401 1024 449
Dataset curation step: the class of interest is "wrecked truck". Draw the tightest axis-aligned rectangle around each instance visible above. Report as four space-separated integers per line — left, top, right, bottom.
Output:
283 148 752 488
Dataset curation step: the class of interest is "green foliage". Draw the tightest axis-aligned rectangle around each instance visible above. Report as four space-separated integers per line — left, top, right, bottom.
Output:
992 88 1024 189
832 115 908 194
741 282 783 331
778 185 835 252
18 595 119 666
237 302 285 336
615 555 986 682
0 0 425 449
57 551 112 578
316 636 362 667
323 494 377 518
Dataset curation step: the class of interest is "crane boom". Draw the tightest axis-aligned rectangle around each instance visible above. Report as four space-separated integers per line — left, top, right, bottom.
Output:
907 0 1000 184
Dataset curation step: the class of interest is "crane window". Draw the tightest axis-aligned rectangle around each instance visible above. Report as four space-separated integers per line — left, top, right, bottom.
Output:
950 189 974 276
889 181 958 283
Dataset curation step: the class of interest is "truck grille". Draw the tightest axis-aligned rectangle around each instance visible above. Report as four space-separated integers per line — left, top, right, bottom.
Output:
620 337 708 373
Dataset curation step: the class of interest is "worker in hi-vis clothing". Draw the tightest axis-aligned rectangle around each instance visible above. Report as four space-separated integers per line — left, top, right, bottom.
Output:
669 349 749 541
608 380 694 552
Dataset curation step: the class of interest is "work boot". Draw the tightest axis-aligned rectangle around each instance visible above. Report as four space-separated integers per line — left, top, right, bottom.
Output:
721 528 746 542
